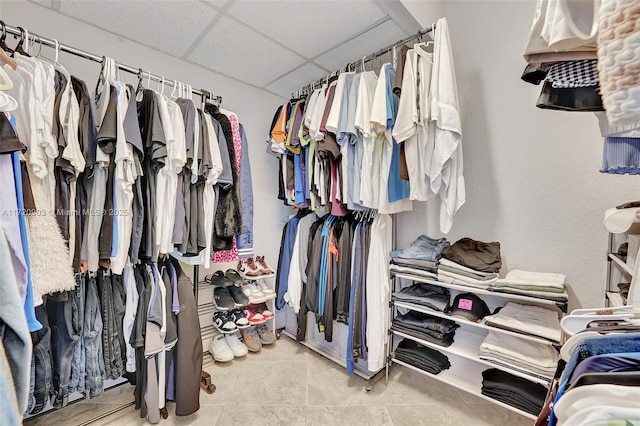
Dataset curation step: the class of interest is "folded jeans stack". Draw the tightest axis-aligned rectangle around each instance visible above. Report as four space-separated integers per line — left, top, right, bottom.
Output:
483 302 562 343
392 283 450 312
437 258 499 289
491 269 568 302
481 368 548 415
390 235 450 262
479 332 558 380
391 311 459 347
394 338 451 375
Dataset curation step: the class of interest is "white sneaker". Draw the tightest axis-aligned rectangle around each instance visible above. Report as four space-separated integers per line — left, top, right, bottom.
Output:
225 333 248 357
209 333 234 362
242 282 267 304
255 279 276 300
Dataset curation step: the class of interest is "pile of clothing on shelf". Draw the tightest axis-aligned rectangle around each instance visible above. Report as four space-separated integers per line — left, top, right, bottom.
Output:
392 282 450 312
479 332 559 381
483 302 562 344
437 238 501 288
481 368 548 416
490 269 568 302
394 338 451 375
540 320 640 426
391 310 459 347
389 235 449 279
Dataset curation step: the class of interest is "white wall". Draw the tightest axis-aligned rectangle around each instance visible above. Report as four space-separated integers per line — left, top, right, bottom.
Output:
400 0 444 28
397 0 640 310
0 0 290 273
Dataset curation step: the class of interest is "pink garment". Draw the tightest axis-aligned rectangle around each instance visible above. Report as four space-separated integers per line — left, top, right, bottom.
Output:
212 113 242 263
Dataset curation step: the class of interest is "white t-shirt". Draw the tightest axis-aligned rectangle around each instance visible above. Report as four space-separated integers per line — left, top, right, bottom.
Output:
355 71 378 208
325 72 354 134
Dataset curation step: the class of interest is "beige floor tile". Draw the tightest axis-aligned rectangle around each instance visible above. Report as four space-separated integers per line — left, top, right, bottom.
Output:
306 355 386 406
26 402 129 426
78 383 135 405
216 406 305 426
228 360 307 406
199 361 244 405
242 336 311 362
459 403 533 426
305 406 393 426
388 403 478 426
92 405 146 426
380 365 465 405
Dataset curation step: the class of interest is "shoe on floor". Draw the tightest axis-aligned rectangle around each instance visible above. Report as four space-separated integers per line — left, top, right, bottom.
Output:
238 258 261 278
225 333 248 357
255 256 275 275
213 286 235 311
255 279 276 300
255 325 277 345
225 269 244 286
256 303 275 320
213 310 238 334
243 307 266 325
240 327 262 352
242 282 267 304
209 333 234 362
228 284 250 307
229 309 250 329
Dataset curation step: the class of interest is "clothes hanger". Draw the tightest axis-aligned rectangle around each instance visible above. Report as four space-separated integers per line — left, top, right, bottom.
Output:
14 27 30 57
0 22 14 55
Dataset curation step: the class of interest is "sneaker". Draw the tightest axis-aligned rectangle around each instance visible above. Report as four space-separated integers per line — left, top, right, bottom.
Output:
256 325 277 345
207 270 233 287
225 269 244 286
242 282 267 304
255 256 275 275
243 307 266 325
229 309 250 329
213 310 237 334
224 333 248 357
255 279 276 300
209 333 234 362
240 327 262 352
256 303 275 320
238 258 261 278
213 286 235 311
228 284 250 307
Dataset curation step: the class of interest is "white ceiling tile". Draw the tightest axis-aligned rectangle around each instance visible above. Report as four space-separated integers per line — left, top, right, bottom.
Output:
264 62 327 97
27 0 54 9
201 0 229 9
314 20 406 71
188 15 305 87
57 0 218 57
227 0 386 57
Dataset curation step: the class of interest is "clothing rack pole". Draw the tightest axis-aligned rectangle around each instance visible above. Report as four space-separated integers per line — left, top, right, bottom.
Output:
2 23 222 104
292 26 434 97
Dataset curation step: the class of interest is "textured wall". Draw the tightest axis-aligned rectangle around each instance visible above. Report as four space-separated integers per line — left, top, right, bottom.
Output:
397 0 640 310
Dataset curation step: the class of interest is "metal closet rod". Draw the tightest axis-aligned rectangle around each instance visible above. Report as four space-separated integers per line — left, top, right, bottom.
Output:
293 25 435 97
3 23 223 103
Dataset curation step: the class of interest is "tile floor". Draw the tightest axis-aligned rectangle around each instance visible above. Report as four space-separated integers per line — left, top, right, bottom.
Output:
24 336 532 426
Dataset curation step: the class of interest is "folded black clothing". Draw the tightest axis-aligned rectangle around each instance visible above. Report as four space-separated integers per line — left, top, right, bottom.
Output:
481 369 547 415
395 351 449 375
394 311 459 334
395 339 451 370
391 323 456 347
392 283 450 312
442 237 502 273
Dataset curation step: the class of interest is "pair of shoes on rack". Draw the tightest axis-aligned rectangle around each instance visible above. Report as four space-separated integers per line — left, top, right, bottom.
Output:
239 325 277 352
237 256 275 278
209 331 248 362
242 279 276 304
214 309 250 333
208 270 250 310
243 304 275 325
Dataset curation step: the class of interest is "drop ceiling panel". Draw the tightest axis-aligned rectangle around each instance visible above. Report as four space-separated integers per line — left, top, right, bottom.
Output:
201 0 228 9
188 15 306 87
56 0 218 57
314 19 407 71
265 62 328 97
226 0 386 58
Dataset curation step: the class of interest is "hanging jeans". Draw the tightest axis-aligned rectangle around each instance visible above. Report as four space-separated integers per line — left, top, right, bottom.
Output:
68 274 86 395
97 270 123 380
46 289 82 408
29 305 52 414
84 273 105 399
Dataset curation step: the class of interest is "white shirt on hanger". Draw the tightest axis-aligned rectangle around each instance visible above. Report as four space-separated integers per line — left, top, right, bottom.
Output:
355 71 378 209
